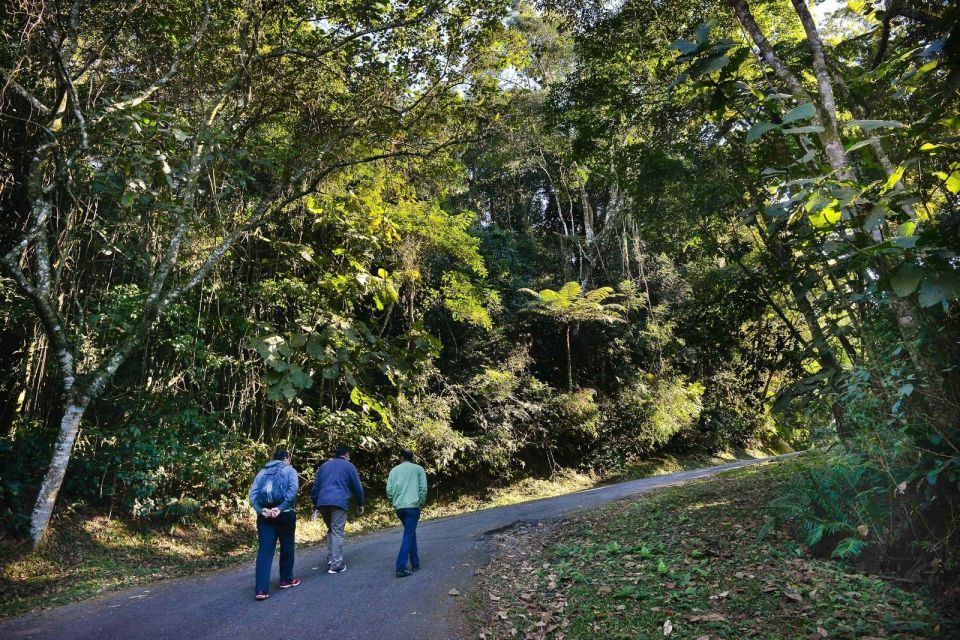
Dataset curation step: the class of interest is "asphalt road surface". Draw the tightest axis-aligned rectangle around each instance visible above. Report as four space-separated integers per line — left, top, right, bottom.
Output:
1 455 794 640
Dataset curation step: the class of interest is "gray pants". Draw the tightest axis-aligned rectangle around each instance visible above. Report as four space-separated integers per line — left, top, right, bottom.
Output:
318 506 348 569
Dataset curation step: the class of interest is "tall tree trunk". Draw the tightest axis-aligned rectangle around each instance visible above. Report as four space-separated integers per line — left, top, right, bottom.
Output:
29 399 89 545
565 323 573 392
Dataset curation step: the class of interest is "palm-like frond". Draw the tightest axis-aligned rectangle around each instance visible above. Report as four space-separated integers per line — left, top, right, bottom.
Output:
519 282 626 325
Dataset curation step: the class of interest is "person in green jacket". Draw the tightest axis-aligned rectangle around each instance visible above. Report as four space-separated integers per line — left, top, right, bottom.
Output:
386 449 427 578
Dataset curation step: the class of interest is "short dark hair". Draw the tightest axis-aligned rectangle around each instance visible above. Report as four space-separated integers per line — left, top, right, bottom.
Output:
273 448 290 461
401 449 414 461
334 445 350 457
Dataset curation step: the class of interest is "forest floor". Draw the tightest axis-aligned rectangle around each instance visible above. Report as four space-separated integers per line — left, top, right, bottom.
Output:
0 448 774 618
461 461 956 640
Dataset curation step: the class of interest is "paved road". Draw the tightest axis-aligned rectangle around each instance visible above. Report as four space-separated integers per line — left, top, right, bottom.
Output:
1 455 794 640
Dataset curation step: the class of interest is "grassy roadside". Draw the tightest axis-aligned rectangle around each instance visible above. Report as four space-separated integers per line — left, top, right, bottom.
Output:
0 448 774 618
462 461 955 640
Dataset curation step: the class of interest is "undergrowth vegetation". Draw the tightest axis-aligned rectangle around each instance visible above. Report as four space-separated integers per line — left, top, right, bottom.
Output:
466 462 957 639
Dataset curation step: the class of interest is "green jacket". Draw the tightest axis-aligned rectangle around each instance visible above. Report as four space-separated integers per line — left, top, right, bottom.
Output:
386 461 428 510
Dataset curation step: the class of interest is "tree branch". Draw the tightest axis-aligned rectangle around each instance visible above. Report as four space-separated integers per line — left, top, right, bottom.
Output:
729 0 812 101
90 0 211 125
0 67 51 116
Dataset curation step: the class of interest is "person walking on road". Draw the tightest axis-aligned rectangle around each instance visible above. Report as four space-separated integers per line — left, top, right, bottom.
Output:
387 449 428 578
248 448 301 601
311 445 365 574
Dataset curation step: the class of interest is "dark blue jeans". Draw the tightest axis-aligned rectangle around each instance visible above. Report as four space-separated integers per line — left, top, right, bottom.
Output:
395 507 421 573
255 510 296 593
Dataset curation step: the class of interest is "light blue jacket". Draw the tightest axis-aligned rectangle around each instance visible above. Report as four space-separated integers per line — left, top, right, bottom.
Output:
249 460 299 512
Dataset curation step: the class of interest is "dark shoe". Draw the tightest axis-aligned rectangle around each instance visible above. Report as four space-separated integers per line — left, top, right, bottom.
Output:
328 564 347 574
279 578 301 589
396 569 413 578
411 565 420 572
255 591 269 601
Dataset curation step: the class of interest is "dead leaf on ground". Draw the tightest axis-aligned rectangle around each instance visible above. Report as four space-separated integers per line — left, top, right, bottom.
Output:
690 613 727 622
783 590 803 603
598 585 612 595
663 619 674 636
448 588 460 596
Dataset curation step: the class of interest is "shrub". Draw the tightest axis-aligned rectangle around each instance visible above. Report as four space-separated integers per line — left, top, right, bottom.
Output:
764 452 886 559
65 402 266 521
387 395 474 478
596 375 703 468
676 371 772 452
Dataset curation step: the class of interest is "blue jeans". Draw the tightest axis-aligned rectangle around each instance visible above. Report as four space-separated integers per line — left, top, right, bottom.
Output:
395 508 421 573
255 510 296 593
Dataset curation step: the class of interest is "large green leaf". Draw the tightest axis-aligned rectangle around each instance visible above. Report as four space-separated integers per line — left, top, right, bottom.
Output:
844 119 906 131
671 39 698 54
747 122 779 143
890 262 922 297
919 274 960 307
782 125 824 135
695 22 711 44
945 171 960 194
782 103 816 124
862 204 887 231
845 137 878 153
881 164 906 193
690 55 729 77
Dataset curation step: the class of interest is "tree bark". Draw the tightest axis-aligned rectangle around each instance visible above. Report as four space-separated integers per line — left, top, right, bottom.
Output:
29 400 88 545
790 0 851 178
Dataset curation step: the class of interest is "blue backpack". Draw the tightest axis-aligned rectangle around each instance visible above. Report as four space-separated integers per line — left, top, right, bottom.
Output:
254 465 285 508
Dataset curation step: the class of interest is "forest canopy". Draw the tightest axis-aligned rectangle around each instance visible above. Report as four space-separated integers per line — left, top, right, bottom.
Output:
1 0 958 584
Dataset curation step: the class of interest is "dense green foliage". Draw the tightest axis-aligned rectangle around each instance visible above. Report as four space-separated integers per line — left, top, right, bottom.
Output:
1 0 957 589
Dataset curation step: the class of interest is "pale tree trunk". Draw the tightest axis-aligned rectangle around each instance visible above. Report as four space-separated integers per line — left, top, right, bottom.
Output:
29 400 89 544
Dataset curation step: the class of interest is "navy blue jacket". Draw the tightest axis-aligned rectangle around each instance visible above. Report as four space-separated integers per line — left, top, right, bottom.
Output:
312 457 364 510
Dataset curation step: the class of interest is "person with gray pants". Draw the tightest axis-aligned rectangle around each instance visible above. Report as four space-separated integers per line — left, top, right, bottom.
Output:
311 446 365 573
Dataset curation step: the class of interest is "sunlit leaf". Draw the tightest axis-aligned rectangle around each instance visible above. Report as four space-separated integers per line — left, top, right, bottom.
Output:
881 164 906 193
945 171 960 194
782 103 816 124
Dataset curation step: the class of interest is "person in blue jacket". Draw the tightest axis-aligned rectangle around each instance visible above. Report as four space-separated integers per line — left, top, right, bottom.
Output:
311 445 365 574
248 448 301 600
